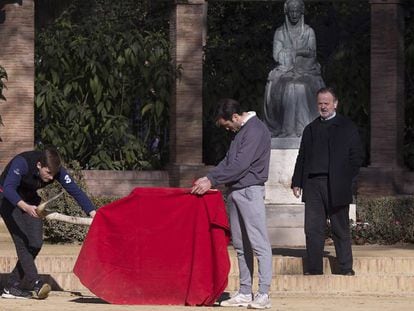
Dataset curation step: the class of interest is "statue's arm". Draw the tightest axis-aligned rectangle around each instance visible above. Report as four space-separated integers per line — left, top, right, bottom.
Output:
272 36 284 63
295 28 317 59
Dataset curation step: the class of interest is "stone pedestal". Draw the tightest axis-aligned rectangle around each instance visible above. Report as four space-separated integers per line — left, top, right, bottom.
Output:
266 204 305 247
265 138 305 246
265 147 301 205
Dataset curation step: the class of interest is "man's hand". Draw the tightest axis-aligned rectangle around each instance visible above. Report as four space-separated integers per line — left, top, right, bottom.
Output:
191 177 212 195
292 187 302 198
89 210 97 218
17 201 39 218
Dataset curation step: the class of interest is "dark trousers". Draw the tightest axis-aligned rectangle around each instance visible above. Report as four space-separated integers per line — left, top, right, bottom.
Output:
304 176 353 273
0 197 43 288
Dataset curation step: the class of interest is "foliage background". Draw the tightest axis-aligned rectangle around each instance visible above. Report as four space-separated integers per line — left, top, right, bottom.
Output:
0 65 6 102
35 1 414 169
0 65 6 138
35 0 171 170
32 1 414 244
354 196 414 244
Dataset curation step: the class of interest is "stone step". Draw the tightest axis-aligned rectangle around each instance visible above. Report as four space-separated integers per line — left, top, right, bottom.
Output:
0 218 8 233
1 256 413 275
1 254 414 294
0 219 12 242
227 275 414 294
228 256 414 275
1 255 414 277
0 235 12 243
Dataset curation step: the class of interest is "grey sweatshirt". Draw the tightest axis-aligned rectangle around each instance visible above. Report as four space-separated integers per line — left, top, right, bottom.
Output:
207 115 271 189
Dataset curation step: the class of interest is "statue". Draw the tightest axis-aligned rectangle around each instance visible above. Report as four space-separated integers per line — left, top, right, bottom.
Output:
264 0 325 138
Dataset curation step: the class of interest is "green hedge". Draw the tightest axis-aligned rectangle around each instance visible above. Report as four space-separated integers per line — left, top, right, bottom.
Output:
0 65 6 101
353 196 414 245
0 65 7 140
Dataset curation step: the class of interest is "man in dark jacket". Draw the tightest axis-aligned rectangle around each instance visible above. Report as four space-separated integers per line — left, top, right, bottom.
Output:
291 87 364 275
0 146 96 299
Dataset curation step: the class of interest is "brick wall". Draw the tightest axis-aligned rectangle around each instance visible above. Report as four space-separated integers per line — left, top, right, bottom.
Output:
169 1 204 165
357 0 406 196
169 1 207 187
370 0 405 168
82 170 170 197
0 1 34 170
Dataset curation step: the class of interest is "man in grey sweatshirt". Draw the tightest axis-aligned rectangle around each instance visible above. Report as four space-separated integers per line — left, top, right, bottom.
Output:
191 98 272 309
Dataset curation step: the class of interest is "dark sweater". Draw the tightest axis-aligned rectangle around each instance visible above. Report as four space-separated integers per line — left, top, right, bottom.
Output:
207 115 271 189
309 117 335 175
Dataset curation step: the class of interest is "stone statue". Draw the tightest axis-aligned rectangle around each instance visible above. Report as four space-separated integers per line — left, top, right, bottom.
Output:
264 0 325 137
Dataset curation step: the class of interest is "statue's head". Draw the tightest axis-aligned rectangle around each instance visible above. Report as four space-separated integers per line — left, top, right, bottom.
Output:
284 0 305 25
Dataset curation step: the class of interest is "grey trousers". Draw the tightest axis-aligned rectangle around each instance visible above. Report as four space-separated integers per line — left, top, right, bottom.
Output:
227 185 272 294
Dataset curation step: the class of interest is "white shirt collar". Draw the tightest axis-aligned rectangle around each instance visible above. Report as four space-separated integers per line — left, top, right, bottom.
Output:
321 111 336 121
241 111 256 127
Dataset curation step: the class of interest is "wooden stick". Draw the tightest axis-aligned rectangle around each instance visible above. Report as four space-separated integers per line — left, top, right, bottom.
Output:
36 191 92 226
36 191 64 217
44 212 92 226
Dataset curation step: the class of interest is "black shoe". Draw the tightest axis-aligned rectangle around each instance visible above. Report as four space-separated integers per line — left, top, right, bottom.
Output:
1 286 32 299
340 270 355 276
304 270 323 275
32 280 51 299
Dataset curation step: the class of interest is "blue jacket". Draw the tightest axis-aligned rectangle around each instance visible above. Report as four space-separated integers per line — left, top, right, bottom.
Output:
0 151 95 214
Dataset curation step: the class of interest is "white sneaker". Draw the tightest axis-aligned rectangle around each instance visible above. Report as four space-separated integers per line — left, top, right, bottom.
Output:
221 291 252 307
247 292 271 309
1 287 32 299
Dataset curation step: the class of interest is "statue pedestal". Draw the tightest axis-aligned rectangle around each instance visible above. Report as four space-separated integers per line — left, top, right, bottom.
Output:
265 138 305 246
265 141 300 205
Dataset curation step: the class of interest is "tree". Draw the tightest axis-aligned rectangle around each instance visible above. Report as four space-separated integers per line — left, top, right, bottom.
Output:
35 0 172 169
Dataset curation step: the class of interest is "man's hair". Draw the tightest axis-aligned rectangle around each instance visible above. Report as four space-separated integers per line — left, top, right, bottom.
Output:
317 86 338 102
215 98 245 121
284 0 305 15
38 146 62 175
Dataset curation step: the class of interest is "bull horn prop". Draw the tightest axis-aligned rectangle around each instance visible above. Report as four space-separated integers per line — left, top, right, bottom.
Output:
36 191 92 226
44 212 92 226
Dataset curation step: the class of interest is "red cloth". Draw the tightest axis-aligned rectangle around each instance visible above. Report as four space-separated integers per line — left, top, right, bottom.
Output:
73 187 230 305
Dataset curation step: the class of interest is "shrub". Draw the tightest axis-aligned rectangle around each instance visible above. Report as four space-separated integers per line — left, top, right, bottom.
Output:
0 65 7 140
35 0 173 169
0 65 6 101
353 196 414 244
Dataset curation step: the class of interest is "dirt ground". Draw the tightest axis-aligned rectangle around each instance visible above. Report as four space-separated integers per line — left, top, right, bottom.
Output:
1 292 414 311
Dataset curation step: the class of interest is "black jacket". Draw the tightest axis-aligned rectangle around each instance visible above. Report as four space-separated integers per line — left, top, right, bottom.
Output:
291 114 364 207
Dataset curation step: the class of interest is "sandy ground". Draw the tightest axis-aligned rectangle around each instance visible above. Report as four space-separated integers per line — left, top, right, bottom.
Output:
1 292 414 311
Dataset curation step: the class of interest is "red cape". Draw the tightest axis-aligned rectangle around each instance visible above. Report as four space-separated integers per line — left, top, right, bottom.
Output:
73 187 230 305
